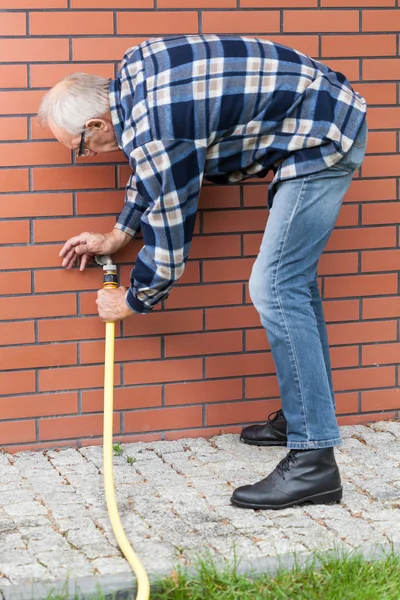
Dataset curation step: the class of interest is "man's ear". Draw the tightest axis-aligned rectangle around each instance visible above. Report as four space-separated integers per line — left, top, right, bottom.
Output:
85 118 108 131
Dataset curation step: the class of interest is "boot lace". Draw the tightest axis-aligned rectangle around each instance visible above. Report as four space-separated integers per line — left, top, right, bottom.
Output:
267 409 284 423
275 450 298 480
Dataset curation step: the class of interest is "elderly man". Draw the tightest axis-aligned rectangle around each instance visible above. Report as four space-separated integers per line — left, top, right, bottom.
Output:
39 34 367 511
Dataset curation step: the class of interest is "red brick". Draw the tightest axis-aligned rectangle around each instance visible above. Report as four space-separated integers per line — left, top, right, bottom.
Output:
38 317 116 342
206 305 260 330
0 0 66 5
72 0 152 5
333 366 395 392
243 185 269 207
165 331 243 358
40 414 119 441
39 365 120 392
33 166 115 191
366 131 397 154
160 0 235 6
0 12 26 36
363 9 400 32
0 117 27 141
165 378 243 406
34 216 115 243
203 258 253 283
0 193 72 218
363 297 400 320
0 271 31 295
0 246 66 270
125 406 202 433
164 427 240 441
0 142 70 168
76 191 125 216
325 274 398 299
354 83 396 106
328 321 396 346
0 294 76 320
322 0 394 7
336 392 359 415
323 59 360 81
0 38 69 62
0 220 30 244
345 179 396 203
203 10 280 34
30 63 115 89
267 35 319 57
284 10 359 32
0 343 76 371
245 375 280 399
82 386 162 412
330 346 359 369
323 299 360 323
0 322 34 347
0 90 46 115
207 352 275 379
362 249 400 273
124 358 202 385
322 35 396 58
73 37 146 61
0 392 78 420
165 283 242 309
243 233 262 256
35 269 103 294
319 252 358 276
0 371 35 396
326 227 396 251
124 309 203 336
117 11 198 35
363 342 400 367
206 399 281 427
362 389 400 412
30 11 113 35
338 413 396 426
363 202 400 225
242 0 317 5
363 156 400 179
203 209 267 234
0 421 36 445
0 65 27 88
367 108 400 130
246 329 270 352
81 337 161 364
363 58 400 81
190 235 241 259
336 205 359 227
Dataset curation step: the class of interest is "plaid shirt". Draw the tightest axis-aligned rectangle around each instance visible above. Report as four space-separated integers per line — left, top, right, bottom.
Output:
109 35 367 315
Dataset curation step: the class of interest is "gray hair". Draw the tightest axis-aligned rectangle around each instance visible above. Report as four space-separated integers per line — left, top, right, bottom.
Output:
38 73 111 135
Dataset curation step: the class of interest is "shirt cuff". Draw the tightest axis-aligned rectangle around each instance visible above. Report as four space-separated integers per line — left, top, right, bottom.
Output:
125 288 153 315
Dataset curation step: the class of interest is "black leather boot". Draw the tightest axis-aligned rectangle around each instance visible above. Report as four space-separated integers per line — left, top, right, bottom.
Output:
240 409 287 446
231 447 342 510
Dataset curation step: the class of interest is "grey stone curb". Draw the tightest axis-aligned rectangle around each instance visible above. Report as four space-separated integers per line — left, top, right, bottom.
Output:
1 543 399 600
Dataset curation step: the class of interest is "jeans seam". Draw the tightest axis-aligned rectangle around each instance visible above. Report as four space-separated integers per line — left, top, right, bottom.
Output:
274 175 311 442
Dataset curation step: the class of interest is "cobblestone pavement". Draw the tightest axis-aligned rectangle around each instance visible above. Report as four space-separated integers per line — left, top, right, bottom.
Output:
1 422 400 597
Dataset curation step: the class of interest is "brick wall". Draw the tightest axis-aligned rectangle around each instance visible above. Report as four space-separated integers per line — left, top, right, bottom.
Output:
0 0 399 452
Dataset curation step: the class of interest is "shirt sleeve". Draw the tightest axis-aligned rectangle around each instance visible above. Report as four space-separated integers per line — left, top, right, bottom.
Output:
124 139 207 314
115 172 148 238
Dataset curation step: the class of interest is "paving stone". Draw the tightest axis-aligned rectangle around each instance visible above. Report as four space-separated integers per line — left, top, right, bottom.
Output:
0 423 399 592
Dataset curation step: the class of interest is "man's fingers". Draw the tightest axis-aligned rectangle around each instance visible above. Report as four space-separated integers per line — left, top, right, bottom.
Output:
59 233 90 258
61 248 78 268
79 254 90 271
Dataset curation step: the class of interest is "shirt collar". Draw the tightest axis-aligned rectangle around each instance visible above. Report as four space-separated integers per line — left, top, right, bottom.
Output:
108 77 124 149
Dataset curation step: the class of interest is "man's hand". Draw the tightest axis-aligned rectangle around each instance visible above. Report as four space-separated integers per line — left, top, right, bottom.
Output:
96 286 133 323
59 229 131 271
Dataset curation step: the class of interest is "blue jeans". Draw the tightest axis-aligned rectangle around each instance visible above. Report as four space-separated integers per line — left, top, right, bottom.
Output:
249 119 368 449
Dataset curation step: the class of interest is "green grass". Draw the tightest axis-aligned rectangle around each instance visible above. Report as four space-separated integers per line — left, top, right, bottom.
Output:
42 551 400 599
153 551 400 600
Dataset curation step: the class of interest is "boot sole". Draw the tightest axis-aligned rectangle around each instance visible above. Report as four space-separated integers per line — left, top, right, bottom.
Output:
230 486 343 510
240 435 287 447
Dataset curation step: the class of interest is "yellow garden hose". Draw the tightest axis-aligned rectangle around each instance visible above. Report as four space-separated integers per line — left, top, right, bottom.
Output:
102 263 150 600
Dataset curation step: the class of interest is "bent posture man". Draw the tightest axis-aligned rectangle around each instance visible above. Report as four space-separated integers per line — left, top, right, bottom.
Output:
39 35 367 511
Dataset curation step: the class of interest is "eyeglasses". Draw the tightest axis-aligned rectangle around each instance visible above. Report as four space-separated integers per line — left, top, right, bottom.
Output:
77 128 86 157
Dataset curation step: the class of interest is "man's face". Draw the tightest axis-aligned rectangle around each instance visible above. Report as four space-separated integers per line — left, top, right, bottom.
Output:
49 118 119 156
